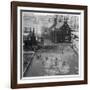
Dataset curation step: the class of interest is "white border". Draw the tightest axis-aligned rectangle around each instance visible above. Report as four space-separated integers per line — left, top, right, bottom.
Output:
17 7 84 84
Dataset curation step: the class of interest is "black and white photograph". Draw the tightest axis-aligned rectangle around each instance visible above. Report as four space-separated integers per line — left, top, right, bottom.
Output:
21 11 79 78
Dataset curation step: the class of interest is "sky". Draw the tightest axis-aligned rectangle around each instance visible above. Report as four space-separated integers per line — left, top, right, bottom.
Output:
22 12 79 37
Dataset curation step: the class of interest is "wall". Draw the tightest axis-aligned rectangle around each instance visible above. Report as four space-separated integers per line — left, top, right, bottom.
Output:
0 0 89 90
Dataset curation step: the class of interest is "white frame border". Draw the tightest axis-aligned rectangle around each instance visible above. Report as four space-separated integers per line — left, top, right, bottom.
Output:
17 6 84 84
